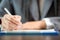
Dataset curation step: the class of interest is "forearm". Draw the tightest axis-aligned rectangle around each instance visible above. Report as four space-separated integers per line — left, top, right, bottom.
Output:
22 20 46 30
33 21 46 29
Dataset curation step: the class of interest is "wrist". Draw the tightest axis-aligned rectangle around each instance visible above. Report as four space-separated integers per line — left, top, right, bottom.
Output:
39 20 46 29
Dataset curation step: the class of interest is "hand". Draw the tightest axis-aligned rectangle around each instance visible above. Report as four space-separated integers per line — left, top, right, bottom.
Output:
22 20 46 30
1 14 22 31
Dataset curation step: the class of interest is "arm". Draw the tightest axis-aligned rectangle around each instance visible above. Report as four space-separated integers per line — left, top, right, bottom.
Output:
2 15 60 31
22 17 60 31
22 20 46 30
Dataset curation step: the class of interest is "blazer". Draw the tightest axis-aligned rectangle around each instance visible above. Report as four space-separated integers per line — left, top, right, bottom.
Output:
0 0 60 31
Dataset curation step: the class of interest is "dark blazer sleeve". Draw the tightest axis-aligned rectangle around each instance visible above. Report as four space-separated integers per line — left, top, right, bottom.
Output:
47 17 60 31
0 0 11 17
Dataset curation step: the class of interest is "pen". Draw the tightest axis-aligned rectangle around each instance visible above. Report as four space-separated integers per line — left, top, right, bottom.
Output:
4 8 11 15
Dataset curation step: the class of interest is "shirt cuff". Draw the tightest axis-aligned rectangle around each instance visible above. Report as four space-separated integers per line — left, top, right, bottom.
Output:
42 18 55 29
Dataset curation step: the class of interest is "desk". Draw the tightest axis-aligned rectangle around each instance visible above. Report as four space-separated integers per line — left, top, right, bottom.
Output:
0 25 59 36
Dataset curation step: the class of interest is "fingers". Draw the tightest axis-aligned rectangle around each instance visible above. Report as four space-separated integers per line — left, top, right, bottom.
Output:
6 17 19 25
8 21 22 30
1 17 9 31
2 14 22 31
4 14 21 25
8 21 17 30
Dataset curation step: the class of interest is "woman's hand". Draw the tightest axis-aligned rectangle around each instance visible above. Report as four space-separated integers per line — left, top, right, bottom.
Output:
1 14 22 31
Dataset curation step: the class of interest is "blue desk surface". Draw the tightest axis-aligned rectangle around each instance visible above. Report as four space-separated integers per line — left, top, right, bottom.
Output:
0 31 59 36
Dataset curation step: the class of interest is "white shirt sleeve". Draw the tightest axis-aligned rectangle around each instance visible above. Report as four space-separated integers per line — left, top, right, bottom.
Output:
42 18 55 29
